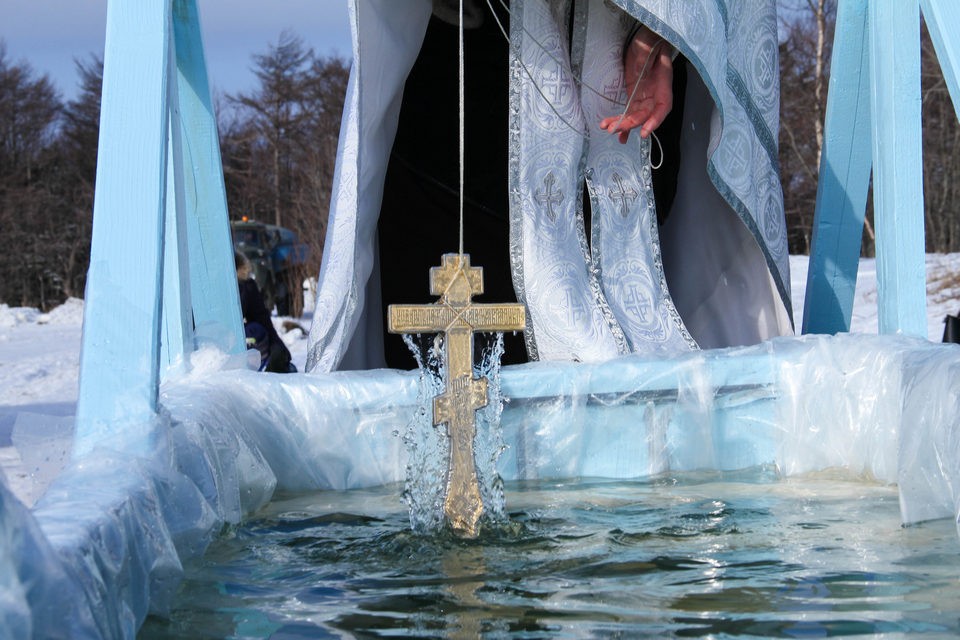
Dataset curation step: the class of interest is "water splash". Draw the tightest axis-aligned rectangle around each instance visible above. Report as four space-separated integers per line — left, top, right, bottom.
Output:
399 332 510 534
399 332 447 534
473 332 509 525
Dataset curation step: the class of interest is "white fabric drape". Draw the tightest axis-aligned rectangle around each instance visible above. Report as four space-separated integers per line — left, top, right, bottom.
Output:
306 0 792 373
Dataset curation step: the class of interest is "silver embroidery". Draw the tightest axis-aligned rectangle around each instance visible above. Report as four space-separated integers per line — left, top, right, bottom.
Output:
609 172 638 218
534 172 564 222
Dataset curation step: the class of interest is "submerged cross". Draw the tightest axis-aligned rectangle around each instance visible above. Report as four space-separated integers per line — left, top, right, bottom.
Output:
388 254 526 538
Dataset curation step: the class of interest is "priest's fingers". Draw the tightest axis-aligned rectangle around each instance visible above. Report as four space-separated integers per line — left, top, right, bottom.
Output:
599 106 664 143
639 101 671 138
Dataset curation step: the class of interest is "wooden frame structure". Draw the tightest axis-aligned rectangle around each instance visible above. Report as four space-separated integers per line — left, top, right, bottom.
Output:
74 0 960 456
803 0 960 336
75 0 243 457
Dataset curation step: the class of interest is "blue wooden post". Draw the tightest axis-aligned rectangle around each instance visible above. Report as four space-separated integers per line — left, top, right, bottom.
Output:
869 2 926 337
76 0 172 457
172 0 245 354
919 0 960 121
805 0 928 338
803 0 873 335
76 0 244 458
161 56 194 372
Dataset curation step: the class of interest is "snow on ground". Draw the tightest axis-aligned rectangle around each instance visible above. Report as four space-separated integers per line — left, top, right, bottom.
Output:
2 255 960 505
790 254 960 341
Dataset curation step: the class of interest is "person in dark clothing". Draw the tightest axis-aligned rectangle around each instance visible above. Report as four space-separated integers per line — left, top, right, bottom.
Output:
236 251 294 373
377 3 685 369
377 2 517 369
306 1 793 373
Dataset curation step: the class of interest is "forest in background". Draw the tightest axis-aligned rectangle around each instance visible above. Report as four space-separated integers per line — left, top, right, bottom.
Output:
1 0 958 311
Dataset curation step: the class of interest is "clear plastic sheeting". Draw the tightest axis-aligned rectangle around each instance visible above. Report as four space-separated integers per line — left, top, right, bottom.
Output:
771 335 960 525
10 413 73 507
0 334 959 638
498 335 960 527
499 347 781 480
160 365 419 492
158 333 960 524
897 341 960 524
16 401 280 638
774 335 904 482
1 469 88 640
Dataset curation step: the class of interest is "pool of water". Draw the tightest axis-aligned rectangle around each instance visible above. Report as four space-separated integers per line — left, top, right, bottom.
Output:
139 472 960 638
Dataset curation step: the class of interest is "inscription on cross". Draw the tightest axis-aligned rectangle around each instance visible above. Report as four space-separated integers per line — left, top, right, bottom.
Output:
388 254 526 538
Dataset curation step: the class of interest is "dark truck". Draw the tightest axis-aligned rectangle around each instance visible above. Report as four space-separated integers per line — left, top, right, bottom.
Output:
231 219 308 316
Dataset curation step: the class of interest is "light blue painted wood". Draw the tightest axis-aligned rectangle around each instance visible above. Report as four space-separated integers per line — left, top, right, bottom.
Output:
173 0 246 354
803 0 873 335
868 2 927 338
161 70 195 375
920 0 960 122
75 0 172 458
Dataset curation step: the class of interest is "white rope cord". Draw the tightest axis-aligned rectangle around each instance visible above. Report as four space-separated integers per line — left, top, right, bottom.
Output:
487 0 625 107
458 0 466 257
483 0 586 135
484 0 663 156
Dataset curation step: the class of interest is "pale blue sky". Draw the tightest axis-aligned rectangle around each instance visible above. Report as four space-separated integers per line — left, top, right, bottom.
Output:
0 0 352 100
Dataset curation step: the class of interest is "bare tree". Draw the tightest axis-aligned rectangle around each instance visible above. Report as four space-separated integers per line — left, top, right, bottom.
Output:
0 42 64 308
220 40 349 317
778 1 836 255
811 0 827 164
286 54 349 314
0 30 353 312
228 31 311 229
920 22 960 253
54 56 102 299
0 43 60 181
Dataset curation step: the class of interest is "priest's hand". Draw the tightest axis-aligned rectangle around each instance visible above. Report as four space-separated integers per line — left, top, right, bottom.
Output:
599 25 674 144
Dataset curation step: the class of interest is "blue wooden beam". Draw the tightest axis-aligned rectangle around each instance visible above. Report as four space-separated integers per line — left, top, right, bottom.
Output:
803 0 873 335
161 75 194 374
920 0 960 122
76 0 172 457
172 0 245 355
78 0 245 455
869 1 927 337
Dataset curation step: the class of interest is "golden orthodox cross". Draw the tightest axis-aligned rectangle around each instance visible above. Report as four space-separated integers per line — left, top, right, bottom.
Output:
388 253 526 538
